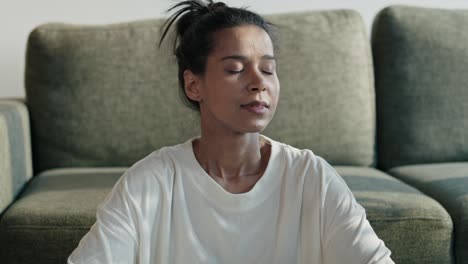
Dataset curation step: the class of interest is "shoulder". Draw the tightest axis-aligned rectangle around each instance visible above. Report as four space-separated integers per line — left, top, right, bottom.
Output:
272 138 330 177
130 144 182 178
117 140 191 199
270 137 351 196
272 139 315 164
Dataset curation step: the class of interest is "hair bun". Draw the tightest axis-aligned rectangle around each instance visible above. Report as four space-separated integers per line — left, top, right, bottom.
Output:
207 2 227 11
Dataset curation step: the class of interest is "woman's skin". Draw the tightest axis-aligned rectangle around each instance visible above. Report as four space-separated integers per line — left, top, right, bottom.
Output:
184 25 280 194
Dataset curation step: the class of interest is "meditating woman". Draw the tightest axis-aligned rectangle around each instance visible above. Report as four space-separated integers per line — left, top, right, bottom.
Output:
68 0 394 263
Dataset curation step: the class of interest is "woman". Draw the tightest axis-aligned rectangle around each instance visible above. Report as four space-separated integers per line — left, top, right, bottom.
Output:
68 0 394 263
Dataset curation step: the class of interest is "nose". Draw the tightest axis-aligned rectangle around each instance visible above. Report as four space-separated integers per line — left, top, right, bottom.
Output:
247 69 267 92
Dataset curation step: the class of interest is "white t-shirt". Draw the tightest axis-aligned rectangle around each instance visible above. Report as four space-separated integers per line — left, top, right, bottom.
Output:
68 135 394 264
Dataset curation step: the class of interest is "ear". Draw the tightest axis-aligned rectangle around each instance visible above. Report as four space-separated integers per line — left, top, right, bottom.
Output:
183 70 203 102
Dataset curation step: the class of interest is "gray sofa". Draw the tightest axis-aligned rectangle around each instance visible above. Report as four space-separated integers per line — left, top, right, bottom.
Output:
0 5 466 264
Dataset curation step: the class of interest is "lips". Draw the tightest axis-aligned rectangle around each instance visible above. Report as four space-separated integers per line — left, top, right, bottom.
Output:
241 100 270 108
241 100 270 114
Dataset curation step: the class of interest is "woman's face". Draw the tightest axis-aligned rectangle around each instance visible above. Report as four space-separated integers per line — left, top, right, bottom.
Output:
186 25 280 134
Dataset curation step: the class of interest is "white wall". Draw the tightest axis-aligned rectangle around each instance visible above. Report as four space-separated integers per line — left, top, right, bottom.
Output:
2 0 468 98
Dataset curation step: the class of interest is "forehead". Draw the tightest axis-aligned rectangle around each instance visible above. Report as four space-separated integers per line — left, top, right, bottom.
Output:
210 25 275 58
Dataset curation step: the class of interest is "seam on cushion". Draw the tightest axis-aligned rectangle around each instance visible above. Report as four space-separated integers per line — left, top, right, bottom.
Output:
368 217 452 222
360 10 377 169
2 220 453 230
37 23 160 34
2 225 93 229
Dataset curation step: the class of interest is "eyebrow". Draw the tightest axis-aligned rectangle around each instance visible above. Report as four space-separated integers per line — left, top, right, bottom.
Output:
220 55 276 61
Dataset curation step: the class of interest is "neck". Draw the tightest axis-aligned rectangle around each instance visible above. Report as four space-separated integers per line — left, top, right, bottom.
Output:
193 131 266 182
192 106 272 192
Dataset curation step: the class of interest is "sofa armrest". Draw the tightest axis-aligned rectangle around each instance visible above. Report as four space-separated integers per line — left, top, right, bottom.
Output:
0 99 33 214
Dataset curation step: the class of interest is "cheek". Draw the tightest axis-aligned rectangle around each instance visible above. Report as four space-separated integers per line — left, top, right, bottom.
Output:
212 77 244 95
268 79 281 108
269 78 280 95
205 80 241 107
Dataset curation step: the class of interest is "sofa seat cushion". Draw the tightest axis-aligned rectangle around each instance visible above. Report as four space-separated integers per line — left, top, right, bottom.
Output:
0 166 454 264
0 168 126 264
335 166 453 264
389 163 468 264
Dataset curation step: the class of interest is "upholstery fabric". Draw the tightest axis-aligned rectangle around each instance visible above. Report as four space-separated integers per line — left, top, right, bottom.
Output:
0 100 33 214
0 166 453 264
264 11 376 166
336 166 453 264
0 168 126 264
25 10 375 174
389 163 468 264
372 5 468 170
25 20 199 174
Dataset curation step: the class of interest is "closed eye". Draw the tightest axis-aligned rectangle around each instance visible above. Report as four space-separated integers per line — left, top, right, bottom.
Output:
226 69 244 74
262 70 274 75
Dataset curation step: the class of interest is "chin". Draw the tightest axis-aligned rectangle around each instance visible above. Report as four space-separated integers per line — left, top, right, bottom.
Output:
240 120 270 133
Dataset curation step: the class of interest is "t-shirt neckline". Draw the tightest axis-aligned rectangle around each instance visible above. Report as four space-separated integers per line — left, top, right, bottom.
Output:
181 134 281 212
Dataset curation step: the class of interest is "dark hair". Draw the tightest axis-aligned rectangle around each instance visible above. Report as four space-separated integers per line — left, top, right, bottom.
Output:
159 0 276 111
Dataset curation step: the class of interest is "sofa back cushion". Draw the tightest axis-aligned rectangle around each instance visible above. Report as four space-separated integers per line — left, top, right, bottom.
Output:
372 5 468 170
265 11 375 167
26 10 375 173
